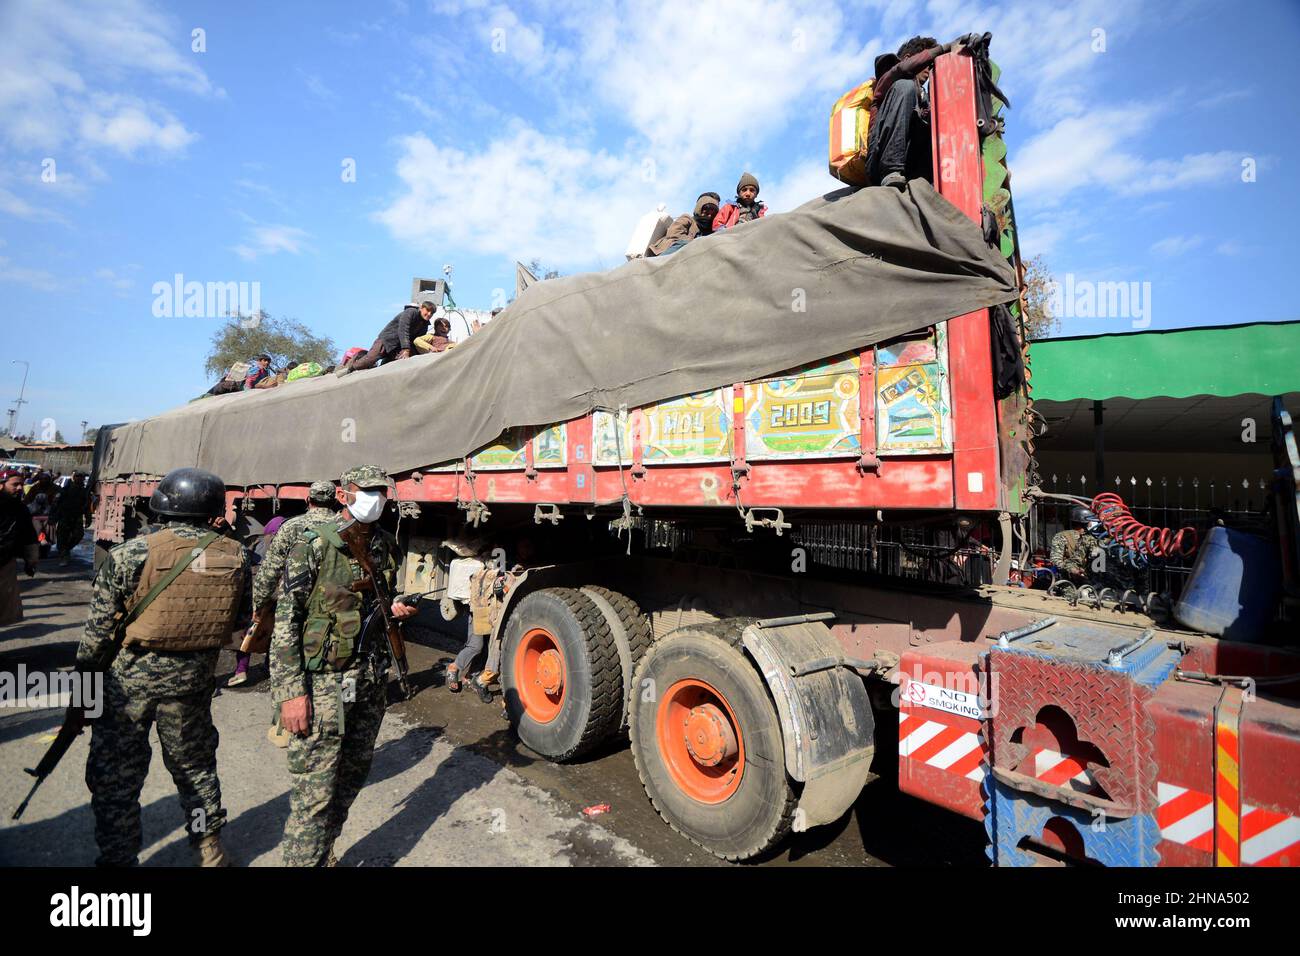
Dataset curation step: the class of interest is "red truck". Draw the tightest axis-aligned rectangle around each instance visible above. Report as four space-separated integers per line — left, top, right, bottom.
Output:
91 39 1300 866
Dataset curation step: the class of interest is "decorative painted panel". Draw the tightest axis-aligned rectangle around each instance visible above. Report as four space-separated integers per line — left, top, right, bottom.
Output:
594 390 732 466
744 353 861 460
875 325 952 454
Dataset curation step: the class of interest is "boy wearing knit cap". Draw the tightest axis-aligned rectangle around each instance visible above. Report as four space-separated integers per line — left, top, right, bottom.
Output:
713 172 767 230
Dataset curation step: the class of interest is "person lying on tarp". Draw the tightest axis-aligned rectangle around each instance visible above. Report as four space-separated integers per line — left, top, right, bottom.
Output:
713 173 767 230
334 300 435 376
244 354 273 389
866 35 942 189
649 192 720 256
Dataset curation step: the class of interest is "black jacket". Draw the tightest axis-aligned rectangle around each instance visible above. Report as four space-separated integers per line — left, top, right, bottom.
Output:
0 492 37 566
378 306 429 352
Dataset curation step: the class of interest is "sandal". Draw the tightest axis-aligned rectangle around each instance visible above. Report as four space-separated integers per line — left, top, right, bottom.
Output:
471 676 493 704
446 666 462 693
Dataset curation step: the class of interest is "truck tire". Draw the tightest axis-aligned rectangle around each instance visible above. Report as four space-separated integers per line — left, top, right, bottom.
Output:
502 587 622 762
629 621 797 861
580 585 653 730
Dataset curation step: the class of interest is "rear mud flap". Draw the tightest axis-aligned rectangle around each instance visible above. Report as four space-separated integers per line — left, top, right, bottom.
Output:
742 620 875 830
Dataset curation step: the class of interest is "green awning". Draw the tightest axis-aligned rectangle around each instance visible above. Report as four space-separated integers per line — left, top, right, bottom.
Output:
1029 321 1300 401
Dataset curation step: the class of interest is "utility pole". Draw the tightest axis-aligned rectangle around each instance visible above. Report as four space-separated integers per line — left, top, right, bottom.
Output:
80 420 88 443
8 360 29 438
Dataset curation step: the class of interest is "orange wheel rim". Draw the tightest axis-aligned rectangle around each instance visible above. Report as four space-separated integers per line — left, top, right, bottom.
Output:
515 627 566 723
656 678 745 804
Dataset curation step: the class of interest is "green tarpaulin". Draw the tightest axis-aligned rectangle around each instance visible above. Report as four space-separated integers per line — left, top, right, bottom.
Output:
1030 322 1300 401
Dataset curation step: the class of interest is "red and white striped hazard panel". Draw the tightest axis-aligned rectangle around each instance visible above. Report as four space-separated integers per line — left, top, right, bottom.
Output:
1157 782 1300 866
1027 749 1099 793
897 710 985 781
1157 783 1214 852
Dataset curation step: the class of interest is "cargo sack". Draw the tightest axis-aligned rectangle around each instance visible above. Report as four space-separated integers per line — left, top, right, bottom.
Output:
287 362 323 382
625 204 674 260
829 79 874 185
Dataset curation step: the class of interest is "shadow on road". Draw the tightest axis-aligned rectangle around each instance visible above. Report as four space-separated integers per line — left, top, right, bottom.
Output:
341 725 495 866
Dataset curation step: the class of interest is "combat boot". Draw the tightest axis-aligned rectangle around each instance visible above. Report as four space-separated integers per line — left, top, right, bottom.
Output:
196 833 230 867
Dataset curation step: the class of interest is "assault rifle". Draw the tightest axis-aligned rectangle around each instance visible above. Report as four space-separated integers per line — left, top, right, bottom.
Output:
13 531 220 820
338 521 414 699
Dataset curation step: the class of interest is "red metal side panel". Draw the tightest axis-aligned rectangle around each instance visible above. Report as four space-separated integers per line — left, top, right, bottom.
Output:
1150 681 1217 866
898 642 988 821
1238 695 1300 866
932 51 999 512
568 414 595 504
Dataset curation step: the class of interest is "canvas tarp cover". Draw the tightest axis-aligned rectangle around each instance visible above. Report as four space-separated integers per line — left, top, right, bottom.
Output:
102 181 1018 487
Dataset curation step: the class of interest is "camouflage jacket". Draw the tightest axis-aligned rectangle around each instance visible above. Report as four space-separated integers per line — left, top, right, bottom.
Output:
270 521 403 704
78 522 253 669
251 507 338 609
1049 529 1094 578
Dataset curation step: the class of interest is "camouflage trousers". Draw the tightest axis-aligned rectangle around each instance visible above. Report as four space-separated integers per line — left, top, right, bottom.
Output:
282 660 387 866
86 647 225 866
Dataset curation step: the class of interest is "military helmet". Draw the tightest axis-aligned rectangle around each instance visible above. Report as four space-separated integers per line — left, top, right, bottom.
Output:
308 479 336 504
150 467 225 519
1070 505 1097 526
340 464 390 490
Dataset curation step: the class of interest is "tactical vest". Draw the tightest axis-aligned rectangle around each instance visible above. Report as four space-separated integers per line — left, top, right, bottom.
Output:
124 528 244 651
301 524 366 672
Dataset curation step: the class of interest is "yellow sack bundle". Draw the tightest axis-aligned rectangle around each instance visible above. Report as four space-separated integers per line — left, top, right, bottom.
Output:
828 78 874 185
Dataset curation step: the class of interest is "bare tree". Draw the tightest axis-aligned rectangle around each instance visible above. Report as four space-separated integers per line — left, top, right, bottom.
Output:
1020 255 1059 340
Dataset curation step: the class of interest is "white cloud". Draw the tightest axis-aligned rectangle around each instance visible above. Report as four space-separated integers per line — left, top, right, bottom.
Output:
763 160 844 214
234 224 312 261
0 255 59 292
0 185 67 223
395 91 439 121
0 0 210 155
562 0 874 167
1019 221 1065 257
1150 234 1203 257
1014 106 1240 205
94 267 134 295
377 125 651 268
297 69 337 104
77 94 196 155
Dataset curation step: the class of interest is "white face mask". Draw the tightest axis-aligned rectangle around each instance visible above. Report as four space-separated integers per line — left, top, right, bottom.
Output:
349 490 386 524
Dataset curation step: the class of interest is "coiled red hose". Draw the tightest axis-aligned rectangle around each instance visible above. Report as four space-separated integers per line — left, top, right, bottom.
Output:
1090 492 1198 558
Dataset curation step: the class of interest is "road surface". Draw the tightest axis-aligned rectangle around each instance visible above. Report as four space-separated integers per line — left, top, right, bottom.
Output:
0 549 987 866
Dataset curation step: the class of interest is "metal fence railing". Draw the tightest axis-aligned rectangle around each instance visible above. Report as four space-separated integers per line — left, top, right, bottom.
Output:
1028 473 1274 600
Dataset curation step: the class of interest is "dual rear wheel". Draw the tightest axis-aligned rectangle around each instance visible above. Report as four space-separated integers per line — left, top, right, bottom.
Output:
502 592 795 860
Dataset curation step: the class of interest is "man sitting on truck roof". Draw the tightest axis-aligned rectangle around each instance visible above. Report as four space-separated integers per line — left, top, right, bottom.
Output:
649 192 721 256
866 35 941 189
334 300 435 377
414 316 453 354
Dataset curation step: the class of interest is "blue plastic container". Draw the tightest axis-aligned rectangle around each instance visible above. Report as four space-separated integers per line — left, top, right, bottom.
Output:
1173 526 1281 642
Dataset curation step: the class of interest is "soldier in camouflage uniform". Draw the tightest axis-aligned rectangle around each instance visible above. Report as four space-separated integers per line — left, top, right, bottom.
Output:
229 480 340 688
1050 506 1148 595
80 467 251 867
272 464 417 867
1050 507 1097 583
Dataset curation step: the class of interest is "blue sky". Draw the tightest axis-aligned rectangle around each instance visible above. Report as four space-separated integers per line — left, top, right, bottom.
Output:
1 0 1298 438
